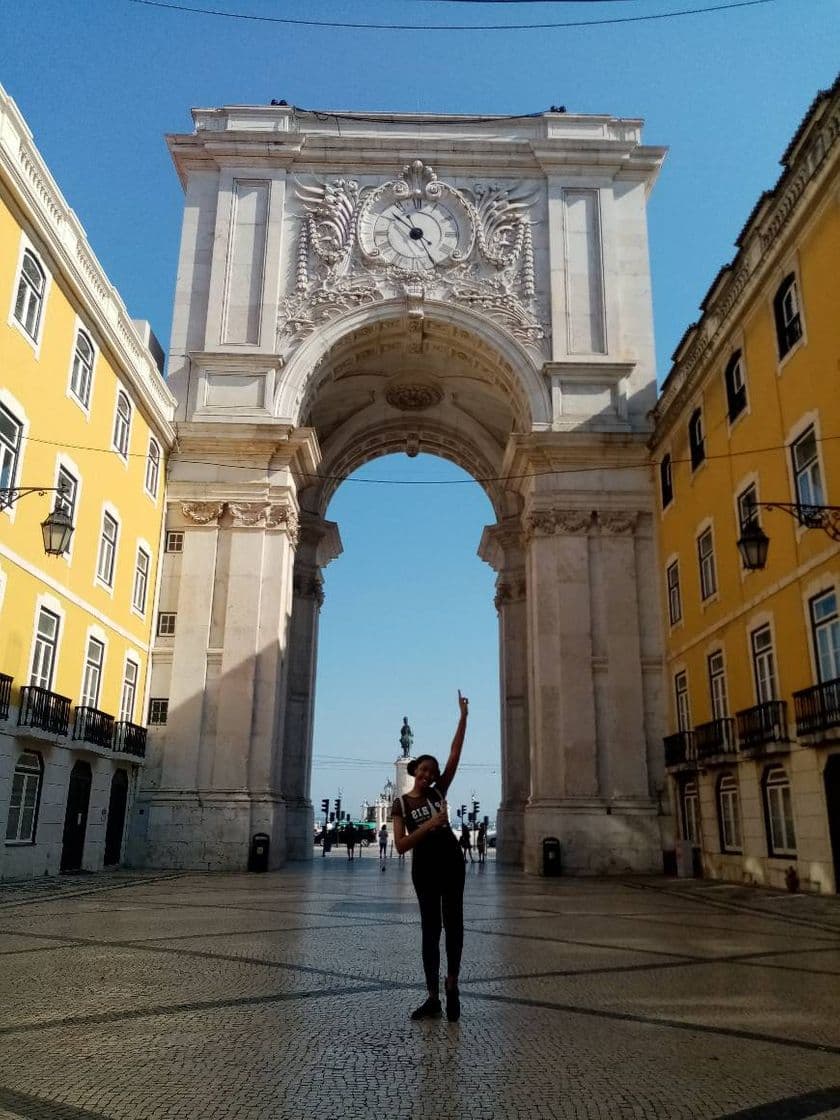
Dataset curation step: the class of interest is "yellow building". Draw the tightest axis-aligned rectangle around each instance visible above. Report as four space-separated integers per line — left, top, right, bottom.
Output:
651 76 840 893
0 85 175 879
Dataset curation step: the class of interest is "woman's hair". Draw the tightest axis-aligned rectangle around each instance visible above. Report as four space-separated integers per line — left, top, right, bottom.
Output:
406 753 440 778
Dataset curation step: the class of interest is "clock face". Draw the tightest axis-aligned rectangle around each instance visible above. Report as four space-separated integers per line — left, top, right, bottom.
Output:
361 196 468 272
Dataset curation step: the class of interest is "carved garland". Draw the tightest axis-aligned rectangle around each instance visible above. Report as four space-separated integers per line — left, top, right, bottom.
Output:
180 501 300 545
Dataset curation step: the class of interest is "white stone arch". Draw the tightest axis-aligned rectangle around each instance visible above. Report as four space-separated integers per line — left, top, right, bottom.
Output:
275 297 551 430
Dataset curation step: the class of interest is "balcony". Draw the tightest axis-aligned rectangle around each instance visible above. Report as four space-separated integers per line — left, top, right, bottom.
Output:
794 677 840 738
113 720 147 759
664 731 695 768
0 673 12 721
18 685 71 737
73 706 115 748
694 717 737 761
736 700 789 753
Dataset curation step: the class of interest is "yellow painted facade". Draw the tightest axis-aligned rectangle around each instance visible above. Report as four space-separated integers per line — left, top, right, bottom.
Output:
651 77 840 893
0 85 175 879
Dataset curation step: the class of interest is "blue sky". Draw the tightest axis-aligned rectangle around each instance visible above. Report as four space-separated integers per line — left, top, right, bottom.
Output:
2 0 838 819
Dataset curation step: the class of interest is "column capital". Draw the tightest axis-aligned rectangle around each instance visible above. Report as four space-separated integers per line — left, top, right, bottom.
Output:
494 573 527 611
525 508 594 538
478 517 527 571
181 501 225 525
293 569 325 607
597 510 639 535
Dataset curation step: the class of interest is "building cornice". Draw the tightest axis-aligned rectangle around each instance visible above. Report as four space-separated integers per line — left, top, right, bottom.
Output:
0 84 176 443
652 77 840 443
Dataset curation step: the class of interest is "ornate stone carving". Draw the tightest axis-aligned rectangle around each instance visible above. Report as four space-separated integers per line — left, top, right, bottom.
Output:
265 503 300 545
279 162 548 354
227 502 271 527
293 569 324 606
494 577 527 610
181 502 224 525
598 511 639 535
385 383 444 411
526 509 593 537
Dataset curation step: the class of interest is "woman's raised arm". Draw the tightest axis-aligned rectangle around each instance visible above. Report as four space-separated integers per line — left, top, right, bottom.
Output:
439 691 469 793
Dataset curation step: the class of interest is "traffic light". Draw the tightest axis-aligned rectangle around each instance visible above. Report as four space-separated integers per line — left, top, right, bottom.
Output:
472 799 480 820
459 803 466 822
321 798 329 816
329 812 335 823
335 798 342 820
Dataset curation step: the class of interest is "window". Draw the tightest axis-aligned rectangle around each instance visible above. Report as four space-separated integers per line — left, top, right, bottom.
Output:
145 438 161 498
148 698 169 725
675 671 691 733
660 454 673 507
718 774 742 852
70 330 94 408
5 752 43 843
157 612 176 637
688 408 705 470
97 512 118 587
682 780 700 845
14 250 46 341
697 528 717 600
724 350 747 422
791 426 824 508
119 660 138 723
113 392 132 458
810 590 840 683
30 608 59 690
165 531 184 553
55 466 78 529
0 404 22 497
708 650 728 720
737 483 759 531
773 274 802 358
763 766 796 856
132 547 150 613
667 561 682 625
751 624 778 704
81 637 105 709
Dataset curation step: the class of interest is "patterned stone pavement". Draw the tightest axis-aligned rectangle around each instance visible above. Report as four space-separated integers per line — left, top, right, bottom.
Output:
1 857 840 1120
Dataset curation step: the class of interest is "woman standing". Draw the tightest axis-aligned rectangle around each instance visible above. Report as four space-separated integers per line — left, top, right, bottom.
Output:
392 691 469 1022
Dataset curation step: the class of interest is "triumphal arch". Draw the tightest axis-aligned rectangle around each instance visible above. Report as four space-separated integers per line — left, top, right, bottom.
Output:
133 104 669 874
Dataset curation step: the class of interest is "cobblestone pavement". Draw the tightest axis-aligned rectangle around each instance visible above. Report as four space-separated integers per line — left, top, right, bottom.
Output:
1 859 840 1120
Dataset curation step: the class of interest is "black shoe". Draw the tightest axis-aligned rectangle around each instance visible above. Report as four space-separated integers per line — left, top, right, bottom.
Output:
410 996 442 1020
445 984 460 1022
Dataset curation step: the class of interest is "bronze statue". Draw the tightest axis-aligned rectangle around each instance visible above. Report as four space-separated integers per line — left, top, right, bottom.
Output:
400 716 413 758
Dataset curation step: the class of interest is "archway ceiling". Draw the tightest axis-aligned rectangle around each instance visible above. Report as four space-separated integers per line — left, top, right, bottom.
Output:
299 316 528 516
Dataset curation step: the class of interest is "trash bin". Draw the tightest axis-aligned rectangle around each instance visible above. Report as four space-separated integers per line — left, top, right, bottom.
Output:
248 832 270 872
542 836 561 877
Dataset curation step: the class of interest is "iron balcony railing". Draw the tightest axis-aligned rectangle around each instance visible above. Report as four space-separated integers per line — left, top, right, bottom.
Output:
736 700 789 752
18 684 71 736
693 717 737 761
794 677 840 738
664 731 695 768
113 720 148 758
73 705 115 748
0 673 12 721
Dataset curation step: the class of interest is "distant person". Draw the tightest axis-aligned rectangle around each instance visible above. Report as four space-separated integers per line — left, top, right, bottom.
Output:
322 828 332 857
476 822 487 865
379 825 388 862
392 690 469 1023
346 823 355 861
459 825 474 863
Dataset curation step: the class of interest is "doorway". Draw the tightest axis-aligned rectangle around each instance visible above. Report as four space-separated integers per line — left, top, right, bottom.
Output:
104 769 129 866
823 754 840 893
60 760 92 872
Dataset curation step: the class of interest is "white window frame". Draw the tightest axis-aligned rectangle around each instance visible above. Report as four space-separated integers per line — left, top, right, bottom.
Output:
29 605 61 691
5 751 43 844
80 634 106 710
0 390 30 526
165 531 184 553
790 424 825 509
810 589 840 684
666 559 682 626
708 649 729 721
145 437 161 499
148 697 169 725
0 401 23 503
751 623 778 705
157 612 177 637
112 391 132 460
697 525 717 601
718 774 742 852
53 456 81 562
688 407 705 471
674 670 691 734
119 657 139 724
773 271 805 363
764 766 797 856
132 544 151 615
8 237 51 355
682 780 700 845
67 323 96 413
96 507 120 591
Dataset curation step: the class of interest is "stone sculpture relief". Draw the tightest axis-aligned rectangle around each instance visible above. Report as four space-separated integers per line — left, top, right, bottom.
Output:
279 160 547 354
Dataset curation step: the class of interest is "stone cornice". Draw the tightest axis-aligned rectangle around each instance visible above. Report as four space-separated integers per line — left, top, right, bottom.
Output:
0 84 176 442
652 80 840 442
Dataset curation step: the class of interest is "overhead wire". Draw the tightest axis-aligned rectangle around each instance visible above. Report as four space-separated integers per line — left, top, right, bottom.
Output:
126 0 781 32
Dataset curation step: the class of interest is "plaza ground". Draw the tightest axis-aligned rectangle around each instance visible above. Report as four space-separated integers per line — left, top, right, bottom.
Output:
1 857 840 1119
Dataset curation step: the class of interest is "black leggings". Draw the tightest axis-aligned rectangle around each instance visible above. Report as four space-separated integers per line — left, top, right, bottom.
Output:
412 854 465 993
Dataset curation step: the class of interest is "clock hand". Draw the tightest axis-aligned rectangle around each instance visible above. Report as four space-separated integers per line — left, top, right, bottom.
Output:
419 239 436 266
391 208 415 231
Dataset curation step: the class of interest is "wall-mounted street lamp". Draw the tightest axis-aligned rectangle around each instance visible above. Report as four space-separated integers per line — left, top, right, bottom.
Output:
737 502 840 571
0 486 75 556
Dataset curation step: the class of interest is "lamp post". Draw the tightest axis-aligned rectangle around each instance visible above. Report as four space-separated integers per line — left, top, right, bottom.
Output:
0 485 75 556
737 502 840 571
